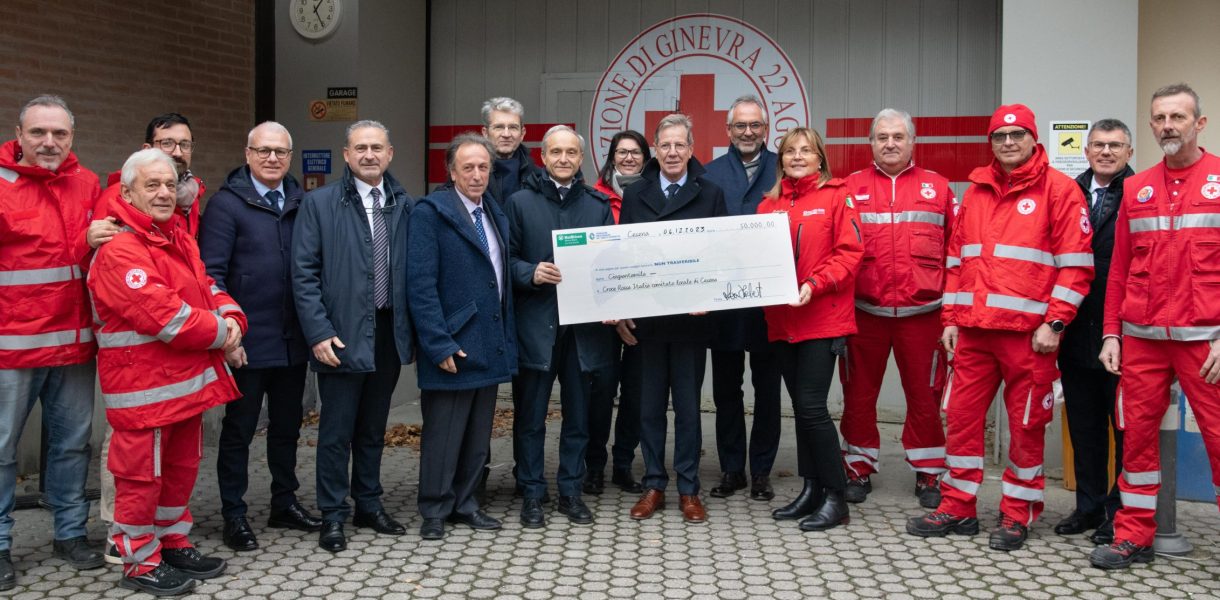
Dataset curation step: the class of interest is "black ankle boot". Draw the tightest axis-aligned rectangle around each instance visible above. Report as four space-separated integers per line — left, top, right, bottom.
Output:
772 479 822 520
799 489 850 531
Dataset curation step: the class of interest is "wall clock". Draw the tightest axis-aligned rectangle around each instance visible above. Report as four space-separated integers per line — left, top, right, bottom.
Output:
290 0 342 39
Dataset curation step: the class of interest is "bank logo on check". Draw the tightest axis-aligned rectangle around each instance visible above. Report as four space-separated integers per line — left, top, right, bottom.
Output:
555 232 588 247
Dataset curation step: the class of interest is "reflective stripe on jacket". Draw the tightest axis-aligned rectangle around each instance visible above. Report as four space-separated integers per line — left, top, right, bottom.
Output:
87 194 244 430
1104 151 1220 341
847 163 956 317
0 139 99 368
942 145 1094 332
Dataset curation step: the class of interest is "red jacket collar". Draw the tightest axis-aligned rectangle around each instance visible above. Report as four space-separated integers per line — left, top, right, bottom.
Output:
969 144 1049 195
0 139 82 180
105 190 179 246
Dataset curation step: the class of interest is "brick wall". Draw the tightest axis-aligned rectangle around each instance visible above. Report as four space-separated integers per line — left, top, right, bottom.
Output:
0 0 254 192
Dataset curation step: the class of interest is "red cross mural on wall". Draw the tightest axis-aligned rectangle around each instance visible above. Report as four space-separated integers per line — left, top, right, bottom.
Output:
644 74 729 164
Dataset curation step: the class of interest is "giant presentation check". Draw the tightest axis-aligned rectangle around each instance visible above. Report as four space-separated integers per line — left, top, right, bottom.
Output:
552 213 798 325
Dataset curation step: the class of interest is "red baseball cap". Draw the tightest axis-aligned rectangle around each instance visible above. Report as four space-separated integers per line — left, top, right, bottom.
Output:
989 104 1038 141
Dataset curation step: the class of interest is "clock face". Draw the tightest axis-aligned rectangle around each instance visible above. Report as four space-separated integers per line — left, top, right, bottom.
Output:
291 0 342 39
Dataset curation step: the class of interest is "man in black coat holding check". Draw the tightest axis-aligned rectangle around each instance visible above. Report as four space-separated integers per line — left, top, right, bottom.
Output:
505 125 617 528
618 114 727 524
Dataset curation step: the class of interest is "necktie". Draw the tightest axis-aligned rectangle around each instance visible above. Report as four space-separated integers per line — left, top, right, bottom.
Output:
1092 188 1106 223
369 188 390 309
666 183 681 202
472 206 491 255
558 186 569 200
265 189 282 213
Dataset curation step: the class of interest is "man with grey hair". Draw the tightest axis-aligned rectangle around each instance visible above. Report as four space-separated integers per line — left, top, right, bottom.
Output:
1051 118 1132 546
617 113 727 523
702 94 783 501
481 96 541 201
293 119 415 553
1093 83 1219 569
839 108 956 509
408 133 517 540
0 95 104 589
202 121 323 552
504 125 615 528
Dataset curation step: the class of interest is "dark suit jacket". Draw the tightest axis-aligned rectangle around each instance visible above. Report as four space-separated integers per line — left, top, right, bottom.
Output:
619 157 728 344
505 170 617 372
407 187 518 390
1061 165 1134 369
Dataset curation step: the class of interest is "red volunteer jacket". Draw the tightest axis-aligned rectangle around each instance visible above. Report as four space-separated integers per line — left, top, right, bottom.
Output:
1104 150 1220 341
87 194 244 431
593 179 622 224
758 174 863 343
848 163 956 317
942 145 1094 332
0 140 99 368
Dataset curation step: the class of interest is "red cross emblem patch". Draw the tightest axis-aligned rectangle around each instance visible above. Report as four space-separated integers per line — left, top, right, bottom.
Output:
125 268 148 289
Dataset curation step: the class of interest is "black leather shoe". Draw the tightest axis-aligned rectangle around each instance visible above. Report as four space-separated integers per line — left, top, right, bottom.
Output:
750 474 775 501
268 502 323 532
222 517 260 552
709 471 748 498
318 521 346 552
160 547 226 579
798 490 850 531
119 562 196 596
52 536 103 570
420 518 445 540
353 510 406 535
1054 509 1104 535
1090 518 1115 545
583 471 606 495
557 496 594 524
611 468 643 493
0 550 15 592
450 510 502 530
772 478 822 520
989 513 1029 551
520 498 546 528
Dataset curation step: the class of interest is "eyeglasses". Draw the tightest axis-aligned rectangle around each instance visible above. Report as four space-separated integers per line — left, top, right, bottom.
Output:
614 148 643 158
730 121 766 133
153 139 195 152
782 147 818 158
657 142 690 154
488 123 522 134
1087 141 1129 153
248 147 292 159
989 130 1029 144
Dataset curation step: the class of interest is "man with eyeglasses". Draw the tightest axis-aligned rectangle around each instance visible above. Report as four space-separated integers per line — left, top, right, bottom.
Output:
199 122 324 553
702 95 783 502
907 104 1093 552
293 120 415 552
617 113 727 523
481 97 542 202
1093 83 1220 570
839 108 956 509
1050 119 1133 547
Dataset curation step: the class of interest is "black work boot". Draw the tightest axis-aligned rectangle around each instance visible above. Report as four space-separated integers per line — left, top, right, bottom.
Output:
52 537 103 570
0 550 15 592
906 510 980 537
1089 539 1154 570
160 547 227 579
118 562 196 597
844 475 871 503
772 478 822 520
988 513 1029 551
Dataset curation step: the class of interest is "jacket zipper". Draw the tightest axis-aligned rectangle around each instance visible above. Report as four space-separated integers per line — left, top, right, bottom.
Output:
795 223 803 263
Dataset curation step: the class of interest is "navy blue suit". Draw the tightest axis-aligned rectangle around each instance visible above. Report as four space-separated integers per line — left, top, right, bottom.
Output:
702 146 783 480
407 187 516 519
620 158 726 496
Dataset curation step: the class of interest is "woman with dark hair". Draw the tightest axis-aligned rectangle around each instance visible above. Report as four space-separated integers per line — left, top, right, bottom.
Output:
594 130 650 223
584 130 651 495
758 127 863 532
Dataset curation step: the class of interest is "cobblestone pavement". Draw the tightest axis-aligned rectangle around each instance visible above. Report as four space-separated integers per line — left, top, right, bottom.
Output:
8 401 1220 599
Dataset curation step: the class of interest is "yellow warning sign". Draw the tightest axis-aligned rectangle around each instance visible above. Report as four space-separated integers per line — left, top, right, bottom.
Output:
307 98 358 122
1057 132 1082 156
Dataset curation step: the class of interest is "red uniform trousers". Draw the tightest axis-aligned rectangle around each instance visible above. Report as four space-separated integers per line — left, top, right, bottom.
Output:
939 328 1059 524
109 413 202 576
1114 336 1220 546
840 309 947 477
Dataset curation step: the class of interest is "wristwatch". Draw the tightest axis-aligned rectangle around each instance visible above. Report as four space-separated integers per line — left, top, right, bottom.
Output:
1048 320 1065 334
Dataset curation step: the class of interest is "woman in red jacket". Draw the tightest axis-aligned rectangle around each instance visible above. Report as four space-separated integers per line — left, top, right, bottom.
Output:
593 130 650 224
758 127 863 531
